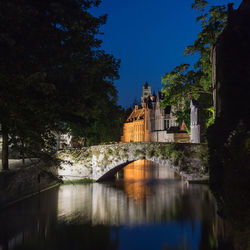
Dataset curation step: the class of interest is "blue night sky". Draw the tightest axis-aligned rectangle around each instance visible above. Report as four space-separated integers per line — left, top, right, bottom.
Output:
91 0 242 108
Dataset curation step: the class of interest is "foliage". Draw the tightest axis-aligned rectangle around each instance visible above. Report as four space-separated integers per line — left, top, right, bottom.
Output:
206 107 214 128
161 64 211 106
0 0 120 168
82 101 134 146
133 149 145 158
185 3 227 55
161 0 228 138
83 100 139 147
175 107 191 133
78 99 126 146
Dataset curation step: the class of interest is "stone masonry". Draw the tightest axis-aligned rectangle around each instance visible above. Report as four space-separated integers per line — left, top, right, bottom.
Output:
56 142 208 181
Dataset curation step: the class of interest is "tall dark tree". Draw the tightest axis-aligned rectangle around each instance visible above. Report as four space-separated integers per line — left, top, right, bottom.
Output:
161 0 227 139
0 0 120 169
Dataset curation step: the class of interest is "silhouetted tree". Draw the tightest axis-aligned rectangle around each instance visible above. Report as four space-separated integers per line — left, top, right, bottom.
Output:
0 0 120 168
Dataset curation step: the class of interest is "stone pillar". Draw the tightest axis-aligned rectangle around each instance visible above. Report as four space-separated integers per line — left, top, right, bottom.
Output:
190 99 200 143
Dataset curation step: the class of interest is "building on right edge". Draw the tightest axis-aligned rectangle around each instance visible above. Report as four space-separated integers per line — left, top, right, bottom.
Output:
211 0 250 124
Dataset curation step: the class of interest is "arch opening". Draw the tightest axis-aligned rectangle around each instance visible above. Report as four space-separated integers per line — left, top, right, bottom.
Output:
97 161 135 182
97 159 180 182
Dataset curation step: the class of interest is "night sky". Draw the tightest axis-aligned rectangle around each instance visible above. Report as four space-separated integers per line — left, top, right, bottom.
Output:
91 0 242 108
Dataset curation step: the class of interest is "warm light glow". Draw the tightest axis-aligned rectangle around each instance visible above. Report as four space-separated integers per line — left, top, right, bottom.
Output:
121 106 150 142
123 160 151 180
122 160 151 202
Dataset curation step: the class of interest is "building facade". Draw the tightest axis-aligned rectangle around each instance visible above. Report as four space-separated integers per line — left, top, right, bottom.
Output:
55 132 72 150
120 104 150 142
121 83 190 143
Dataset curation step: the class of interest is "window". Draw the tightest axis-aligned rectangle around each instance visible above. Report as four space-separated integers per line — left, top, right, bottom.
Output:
167 120 170 128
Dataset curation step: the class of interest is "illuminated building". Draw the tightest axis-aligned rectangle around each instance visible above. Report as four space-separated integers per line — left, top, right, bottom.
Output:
121 82 190 143
121 103 150 142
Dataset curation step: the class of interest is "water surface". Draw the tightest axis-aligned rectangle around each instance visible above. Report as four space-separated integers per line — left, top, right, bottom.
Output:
0 160 227 250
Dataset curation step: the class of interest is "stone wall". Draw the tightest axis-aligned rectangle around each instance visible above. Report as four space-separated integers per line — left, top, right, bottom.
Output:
56 142 208 181
174 133 190 143
0 164 59 208
150 131 171 142
150 131 190 143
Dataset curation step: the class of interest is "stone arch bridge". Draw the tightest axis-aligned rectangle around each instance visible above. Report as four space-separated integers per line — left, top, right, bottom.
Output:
56 142 208 181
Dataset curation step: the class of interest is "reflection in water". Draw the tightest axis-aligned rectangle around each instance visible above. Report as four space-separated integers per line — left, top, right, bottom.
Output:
57 181 191 225
0 160 246 250
118 160 179 202
122 159 177 180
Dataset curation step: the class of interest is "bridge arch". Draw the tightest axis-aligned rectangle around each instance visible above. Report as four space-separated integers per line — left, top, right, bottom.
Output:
57 142 208 181
96 161 135 182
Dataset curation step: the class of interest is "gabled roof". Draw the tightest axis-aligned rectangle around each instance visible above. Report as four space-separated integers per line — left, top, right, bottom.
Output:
127 107 145 121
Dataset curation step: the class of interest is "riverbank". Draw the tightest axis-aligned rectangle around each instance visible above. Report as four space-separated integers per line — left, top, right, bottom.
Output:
0 162 60 209
0 158 39 170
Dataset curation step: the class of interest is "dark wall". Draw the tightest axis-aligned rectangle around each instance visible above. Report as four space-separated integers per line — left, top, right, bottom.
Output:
215 2 250 129
0 165 59 208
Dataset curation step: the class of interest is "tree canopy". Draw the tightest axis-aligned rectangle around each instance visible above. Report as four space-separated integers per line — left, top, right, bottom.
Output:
0 0 121 169
161 0 228 137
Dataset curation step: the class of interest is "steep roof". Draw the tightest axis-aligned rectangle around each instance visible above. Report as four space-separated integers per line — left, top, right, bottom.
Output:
126 107 145 122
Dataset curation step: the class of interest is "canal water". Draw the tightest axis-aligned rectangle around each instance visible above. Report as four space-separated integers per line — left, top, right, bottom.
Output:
0 160 228 250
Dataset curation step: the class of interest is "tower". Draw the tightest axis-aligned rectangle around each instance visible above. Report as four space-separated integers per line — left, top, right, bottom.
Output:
141 81 151 105
190 99 200 143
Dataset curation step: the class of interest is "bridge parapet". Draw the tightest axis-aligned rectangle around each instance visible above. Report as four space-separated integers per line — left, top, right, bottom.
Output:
56 142 208 181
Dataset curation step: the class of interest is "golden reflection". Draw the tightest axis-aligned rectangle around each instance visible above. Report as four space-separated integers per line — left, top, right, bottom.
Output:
124 181 150 202
118 160 177 203
122 160 151 202
124 160 151 180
